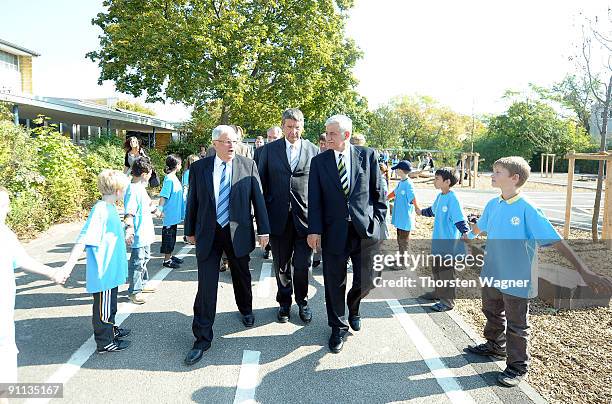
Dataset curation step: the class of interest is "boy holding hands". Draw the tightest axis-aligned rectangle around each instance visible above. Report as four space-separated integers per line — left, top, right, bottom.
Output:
61 170 132 353
467 156 612 386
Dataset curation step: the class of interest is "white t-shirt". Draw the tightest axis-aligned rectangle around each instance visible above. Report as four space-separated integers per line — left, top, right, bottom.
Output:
0 223 28 354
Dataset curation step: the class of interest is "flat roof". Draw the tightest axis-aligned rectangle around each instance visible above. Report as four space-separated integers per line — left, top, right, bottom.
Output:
0 38 40 57
1 92 179 132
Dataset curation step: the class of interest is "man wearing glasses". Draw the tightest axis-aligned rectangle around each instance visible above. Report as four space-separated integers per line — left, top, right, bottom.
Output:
183 125 270 366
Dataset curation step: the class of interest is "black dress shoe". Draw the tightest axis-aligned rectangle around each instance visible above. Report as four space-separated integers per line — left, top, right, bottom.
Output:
277 306 290 323
184 347 209 365
349 315 361 331
242 313 255 327
298 304 312 324
328 333 345 353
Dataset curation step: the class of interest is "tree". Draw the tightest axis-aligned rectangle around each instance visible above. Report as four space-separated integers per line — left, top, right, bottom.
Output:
573 8 612 241
88 0 362 130
114 99 156 116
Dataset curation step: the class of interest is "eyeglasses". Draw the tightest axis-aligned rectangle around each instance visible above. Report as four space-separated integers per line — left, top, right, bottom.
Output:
214 139 238 146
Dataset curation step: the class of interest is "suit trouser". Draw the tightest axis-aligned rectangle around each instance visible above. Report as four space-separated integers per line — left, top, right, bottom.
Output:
92 287 118 349
322 222 376 335
270 214 313 307
192 224 252 349
481 286 530 374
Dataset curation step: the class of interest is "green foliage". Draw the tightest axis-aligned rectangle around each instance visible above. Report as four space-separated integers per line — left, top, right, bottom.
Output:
165 139 200 161
115 99 156 116
474 100 595 171
7 189 51 235
88 0 362 130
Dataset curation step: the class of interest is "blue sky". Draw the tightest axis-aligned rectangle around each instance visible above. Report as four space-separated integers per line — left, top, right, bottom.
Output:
0 0 607 121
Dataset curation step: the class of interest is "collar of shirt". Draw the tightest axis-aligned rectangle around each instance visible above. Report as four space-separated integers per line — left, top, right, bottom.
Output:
285 138 302 152
497 192 522 205
214 155 233 170
333 144 352 163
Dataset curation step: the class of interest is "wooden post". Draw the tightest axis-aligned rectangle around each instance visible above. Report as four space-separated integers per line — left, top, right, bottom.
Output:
541 154 544 177
473 153 479 188
603 160 612 249
564 155 575 239
467 156 472 187
550 155 555 177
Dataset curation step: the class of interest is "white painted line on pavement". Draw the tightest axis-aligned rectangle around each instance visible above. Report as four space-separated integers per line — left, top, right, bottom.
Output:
386 299 475 404
233 350 261 404
256 262 273 298
27 245 194 404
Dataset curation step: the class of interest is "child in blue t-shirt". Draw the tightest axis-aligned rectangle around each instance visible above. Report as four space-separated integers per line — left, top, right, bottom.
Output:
387 160 419 253
182 154 200 224
466 156 612 387
61 170 131 354
0 187 64 389
124 157 156 305
417 167 470 312
154 154 184 269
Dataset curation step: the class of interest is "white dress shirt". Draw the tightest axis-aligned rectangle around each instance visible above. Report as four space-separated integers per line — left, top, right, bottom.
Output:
333 145 352 190
285 138 302 170
213 155 233 203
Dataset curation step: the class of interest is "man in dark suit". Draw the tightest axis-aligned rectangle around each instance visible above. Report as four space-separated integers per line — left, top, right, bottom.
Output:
258 109 318 323
184 125 270 366
307 114 387 353
253 126 283 259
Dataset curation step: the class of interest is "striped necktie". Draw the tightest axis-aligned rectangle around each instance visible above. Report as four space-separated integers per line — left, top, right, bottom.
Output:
338 154 349 197
290 144 299 171
216 162 230 227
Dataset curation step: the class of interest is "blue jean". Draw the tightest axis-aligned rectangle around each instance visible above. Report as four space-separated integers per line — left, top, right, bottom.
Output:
128 245 151 294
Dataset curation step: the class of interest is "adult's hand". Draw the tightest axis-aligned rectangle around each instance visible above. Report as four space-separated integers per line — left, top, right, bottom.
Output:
307 234 321 251
258 235 269 249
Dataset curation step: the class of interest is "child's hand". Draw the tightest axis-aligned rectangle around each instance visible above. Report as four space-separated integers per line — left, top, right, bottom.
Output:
415 208 421 216
58 265 73 283
50 268 67 285
126 232 134 246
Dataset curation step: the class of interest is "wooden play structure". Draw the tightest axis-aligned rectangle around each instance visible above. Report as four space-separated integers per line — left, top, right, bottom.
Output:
540 153 556 178
563 151 612 249
458 152 480 188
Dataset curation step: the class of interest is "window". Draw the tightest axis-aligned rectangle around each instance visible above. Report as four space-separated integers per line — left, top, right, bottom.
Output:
0 50 18 71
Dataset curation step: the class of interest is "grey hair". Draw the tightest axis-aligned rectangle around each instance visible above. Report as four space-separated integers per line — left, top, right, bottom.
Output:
281 108 304 125
325 114 352 135
211 125 237 140
267 126 282 135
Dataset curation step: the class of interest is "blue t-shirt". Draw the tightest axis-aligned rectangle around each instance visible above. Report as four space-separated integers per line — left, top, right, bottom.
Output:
391 179 416 231
182 169 190 221
76 201 128 293
159 172 184 227
431 190 468 256
124 182 155 249
477 194 562 298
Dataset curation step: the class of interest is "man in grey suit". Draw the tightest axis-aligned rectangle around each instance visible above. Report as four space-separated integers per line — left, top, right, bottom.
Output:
258 109 318 323
184 125 270 365
307 114 387 353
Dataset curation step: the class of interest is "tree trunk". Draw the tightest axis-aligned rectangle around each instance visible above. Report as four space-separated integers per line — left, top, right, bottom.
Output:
219 99 230 125
591 74 612 241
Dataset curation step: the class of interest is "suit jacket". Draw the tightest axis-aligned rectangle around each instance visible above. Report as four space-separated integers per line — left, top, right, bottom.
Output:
184 155 270 260
206 142 253 159
258 138 319 237
307 146 387 254
253 146 263 165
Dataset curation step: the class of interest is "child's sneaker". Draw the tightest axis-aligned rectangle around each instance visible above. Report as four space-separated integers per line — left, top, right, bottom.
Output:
129 293 146 305
497 367 526 387
163 259 180 269
430 302 453 312
97 339 131 354
141 285 157 293
113 326 131 339
465 343 507 360
171 256 184 264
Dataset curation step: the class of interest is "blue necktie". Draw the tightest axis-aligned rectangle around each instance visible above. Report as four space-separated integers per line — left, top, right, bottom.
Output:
217 162 230 227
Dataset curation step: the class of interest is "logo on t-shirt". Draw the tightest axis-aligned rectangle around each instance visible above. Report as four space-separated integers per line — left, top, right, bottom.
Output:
441 206 448 213
511 216 520 226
